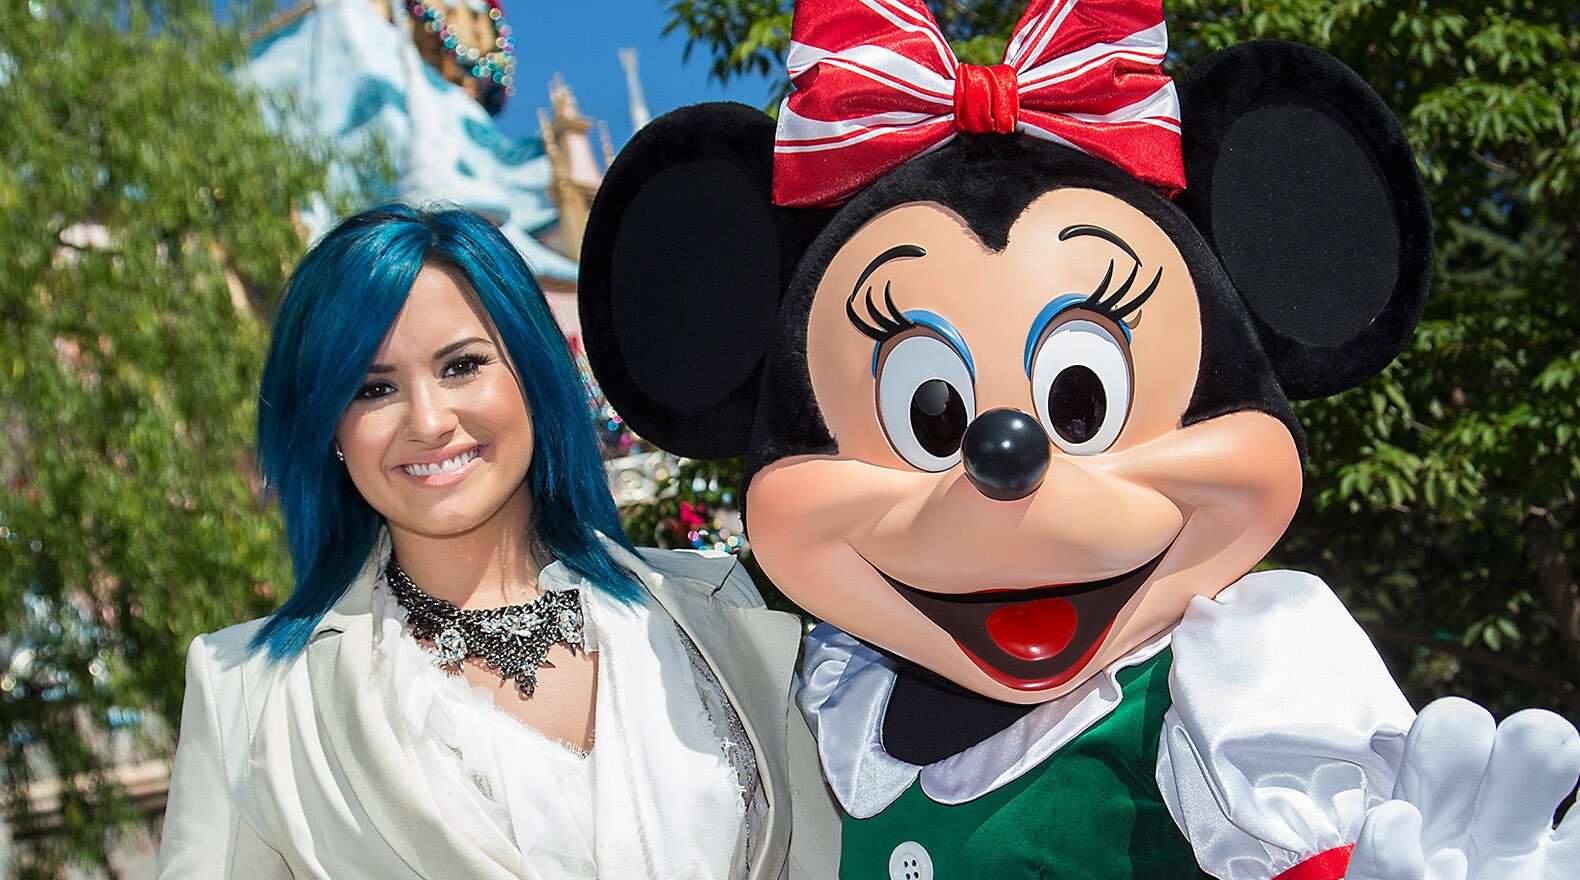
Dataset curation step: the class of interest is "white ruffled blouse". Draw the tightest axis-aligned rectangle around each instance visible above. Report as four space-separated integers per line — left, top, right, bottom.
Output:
370 560 766 880
799 570 1416 879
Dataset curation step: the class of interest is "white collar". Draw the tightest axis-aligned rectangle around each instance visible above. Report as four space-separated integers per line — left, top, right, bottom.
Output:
797 624 1171 817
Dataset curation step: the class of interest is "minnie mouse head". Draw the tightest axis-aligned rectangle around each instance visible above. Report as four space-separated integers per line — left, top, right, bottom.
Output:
580 0 1429 760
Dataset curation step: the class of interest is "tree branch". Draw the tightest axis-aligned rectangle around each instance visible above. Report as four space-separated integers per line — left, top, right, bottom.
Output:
1524 509 1580 647
1363 621 1580 716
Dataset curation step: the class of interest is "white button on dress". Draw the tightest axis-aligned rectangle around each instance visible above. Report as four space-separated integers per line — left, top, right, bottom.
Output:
888 840 934 880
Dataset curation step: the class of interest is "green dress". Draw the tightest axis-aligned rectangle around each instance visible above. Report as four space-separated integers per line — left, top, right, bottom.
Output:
838 650 1212 879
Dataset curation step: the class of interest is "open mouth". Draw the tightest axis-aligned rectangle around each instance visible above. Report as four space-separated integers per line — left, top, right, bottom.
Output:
875 545 1171 691
398 446 483 478
393 445 489 487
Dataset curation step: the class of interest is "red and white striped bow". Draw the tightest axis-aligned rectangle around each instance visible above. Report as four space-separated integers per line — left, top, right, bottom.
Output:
772 0 1185 208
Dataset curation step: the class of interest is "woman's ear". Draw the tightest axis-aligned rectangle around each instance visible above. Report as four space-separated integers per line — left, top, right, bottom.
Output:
1176 40 1433 401
579 102 816 459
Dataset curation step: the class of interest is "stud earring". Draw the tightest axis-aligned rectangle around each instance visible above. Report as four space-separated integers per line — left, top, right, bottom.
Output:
334 445 345 463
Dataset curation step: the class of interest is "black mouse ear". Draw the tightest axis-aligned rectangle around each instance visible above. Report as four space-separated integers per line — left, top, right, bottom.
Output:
1176 40 1432 401
578 103 788 459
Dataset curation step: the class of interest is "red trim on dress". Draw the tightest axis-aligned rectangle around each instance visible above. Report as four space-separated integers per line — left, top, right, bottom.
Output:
1273 845 1354 880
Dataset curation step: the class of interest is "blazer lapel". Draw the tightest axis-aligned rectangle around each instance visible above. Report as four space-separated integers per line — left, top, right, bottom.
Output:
611 545 805 880
306 547 522 880
694 602 803 880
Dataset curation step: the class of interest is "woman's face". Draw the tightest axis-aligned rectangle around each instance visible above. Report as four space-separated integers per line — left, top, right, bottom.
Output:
335 264 536 540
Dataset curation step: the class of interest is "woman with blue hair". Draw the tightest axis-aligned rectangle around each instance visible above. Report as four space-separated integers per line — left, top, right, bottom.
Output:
155 204 839 879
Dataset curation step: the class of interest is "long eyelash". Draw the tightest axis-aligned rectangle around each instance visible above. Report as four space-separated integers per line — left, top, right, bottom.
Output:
1081 259 1163 324
446 353 495 372
846 280 917 342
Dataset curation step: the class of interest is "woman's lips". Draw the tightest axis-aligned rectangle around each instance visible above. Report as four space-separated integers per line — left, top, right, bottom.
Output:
393 445 486 487
867 544 1172 690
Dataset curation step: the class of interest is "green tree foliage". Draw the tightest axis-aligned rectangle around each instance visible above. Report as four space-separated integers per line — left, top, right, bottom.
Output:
664 0 1020 88
0 1 349 874
664 0 1580 722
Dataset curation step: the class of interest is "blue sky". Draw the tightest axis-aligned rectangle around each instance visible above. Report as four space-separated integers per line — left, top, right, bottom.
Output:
499 2 775 147
223 1 777 148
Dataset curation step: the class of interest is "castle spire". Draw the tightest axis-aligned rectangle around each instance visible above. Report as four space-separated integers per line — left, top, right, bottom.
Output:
542 75 603 258
618 48 652 133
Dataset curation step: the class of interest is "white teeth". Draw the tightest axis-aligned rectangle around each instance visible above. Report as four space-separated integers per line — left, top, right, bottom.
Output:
400 448 480 477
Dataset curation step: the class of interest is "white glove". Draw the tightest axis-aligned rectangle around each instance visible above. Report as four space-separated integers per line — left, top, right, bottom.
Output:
1346 697 1580 880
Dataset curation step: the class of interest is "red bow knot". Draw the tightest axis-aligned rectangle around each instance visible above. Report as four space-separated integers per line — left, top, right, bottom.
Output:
773 0 1186 207
953 64 1020 134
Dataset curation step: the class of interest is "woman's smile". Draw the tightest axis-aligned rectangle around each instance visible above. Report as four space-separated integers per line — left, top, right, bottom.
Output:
395 444 487 485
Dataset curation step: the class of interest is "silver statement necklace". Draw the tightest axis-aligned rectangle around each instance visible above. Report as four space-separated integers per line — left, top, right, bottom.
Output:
385 558 585 698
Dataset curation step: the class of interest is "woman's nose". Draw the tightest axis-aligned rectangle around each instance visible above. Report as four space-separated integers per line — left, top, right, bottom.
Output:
404 382 459 442
962 408 1050 501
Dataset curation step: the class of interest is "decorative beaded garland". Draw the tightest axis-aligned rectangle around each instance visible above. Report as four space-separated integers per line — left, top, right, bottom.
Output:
408 0 516 101
386 558 584 698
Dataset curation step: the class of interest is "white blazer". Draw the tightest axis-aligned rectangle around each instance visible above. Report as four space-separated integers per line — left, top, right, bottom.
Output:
155 539 841 879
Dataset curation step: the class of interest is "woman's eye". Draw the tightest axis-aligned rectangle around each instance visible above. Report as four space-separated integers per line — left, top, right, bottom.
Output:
1029 316 1133 455
442 353 491 379
356 381 394 400
876 334 976 471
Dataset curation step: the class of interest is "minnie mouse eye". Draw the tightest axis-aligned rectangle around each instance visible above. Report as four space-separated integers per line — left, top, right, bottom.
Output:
876 334 976 471
1029 316 1132 455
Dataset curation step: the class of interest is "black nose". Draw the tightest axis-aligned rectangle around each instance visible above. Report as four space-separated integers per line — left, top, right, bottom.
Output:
962 408 1050 501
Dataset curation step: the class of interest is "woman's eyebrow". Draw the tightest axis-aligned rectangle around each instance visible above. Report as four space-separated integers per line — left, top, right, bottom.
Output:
1058 225 1139 264
432 336 488 361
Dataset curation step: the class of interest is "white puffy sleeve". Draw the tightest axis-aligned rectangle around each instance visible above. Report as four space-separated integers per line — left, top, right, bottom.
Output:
1155 571 1415 880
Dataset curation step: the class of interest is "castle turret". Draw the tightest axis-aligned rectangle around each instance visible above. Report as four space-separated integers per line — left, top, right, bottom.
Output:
540 76 604 259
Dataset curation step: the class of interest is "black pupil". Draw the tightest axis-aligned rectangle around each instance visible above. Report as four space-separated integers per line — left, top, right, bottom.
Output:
1048 366 1107 444
910 379 968 457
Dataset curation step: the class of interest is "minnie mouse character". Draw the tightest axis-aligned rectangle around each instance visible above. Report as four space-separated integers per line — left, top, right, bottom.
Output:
579 1 1580 877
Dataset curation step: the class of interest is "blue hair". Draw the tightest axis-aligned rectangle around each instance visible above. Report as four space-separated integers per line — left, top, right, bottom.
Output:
252 204 640 659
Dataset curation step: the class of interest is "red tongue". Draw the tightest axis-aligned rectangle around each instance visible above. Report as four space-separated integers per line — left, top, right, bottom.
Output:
985 597 1079 661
